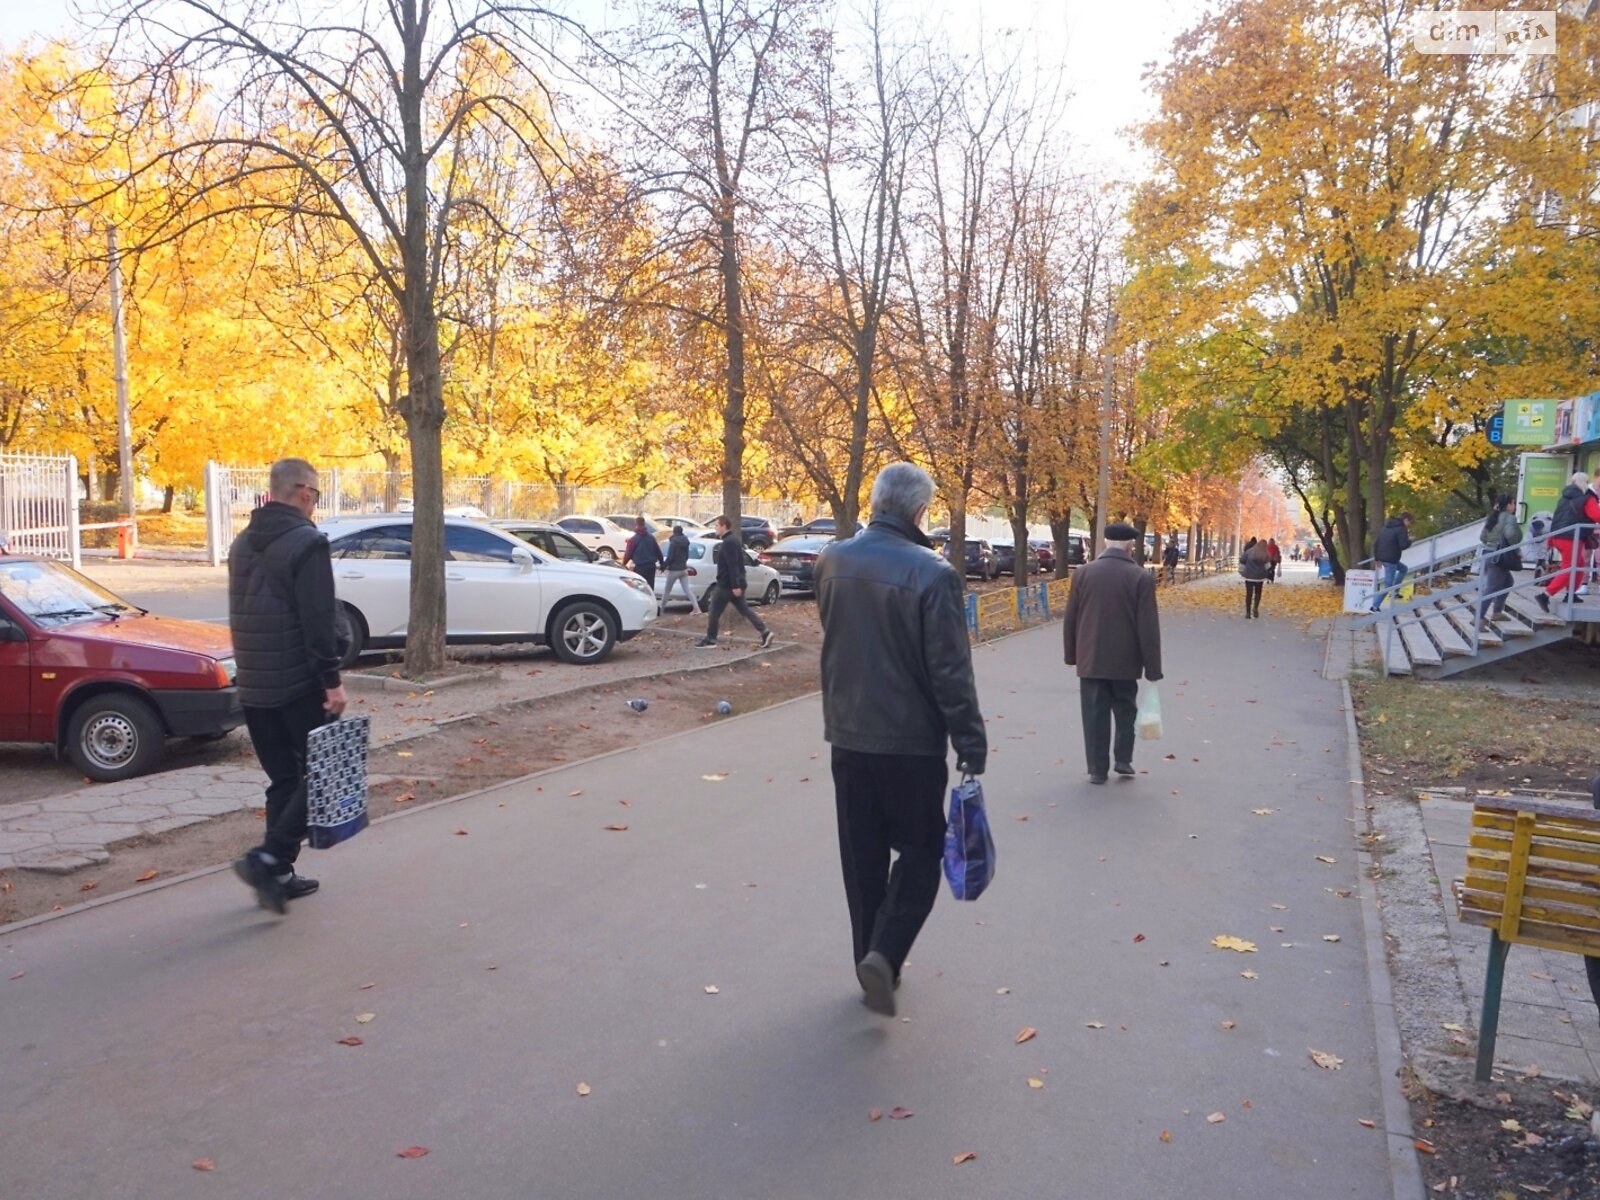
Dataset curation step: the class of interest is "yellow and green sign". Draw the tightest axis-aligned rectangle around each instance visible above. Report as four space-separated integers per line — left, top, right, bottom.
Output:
1502 399 1561 446
1519 453 1570 518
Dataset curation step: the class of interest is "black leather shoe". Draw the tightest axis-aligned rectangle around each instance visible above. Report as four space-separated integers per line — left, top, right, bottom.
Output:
234 853 286 915
856 951 897 1016
1114 763 1135 777
280 873 320 901
1088 773 1108 785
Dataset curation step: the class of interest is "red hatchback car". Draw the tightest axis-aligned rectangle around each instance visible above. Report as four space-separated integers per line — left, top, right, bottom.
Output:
0 556 243 781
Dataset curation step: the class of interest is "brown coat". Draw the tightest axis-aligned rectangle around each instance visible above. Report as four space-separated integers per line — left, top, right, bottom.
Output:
1062 548 1163 681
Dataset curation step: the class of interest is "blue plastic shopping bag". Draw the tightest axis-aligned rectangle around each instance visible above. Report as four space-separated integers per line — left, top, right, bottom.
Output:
943 775 996 901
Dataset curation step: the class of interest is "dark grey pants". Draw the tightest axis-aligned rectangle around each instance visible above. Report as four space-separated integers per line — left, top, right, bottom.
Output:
705 586 767 640
831 747 948 974
1080 678 1138 776
242 691 329 865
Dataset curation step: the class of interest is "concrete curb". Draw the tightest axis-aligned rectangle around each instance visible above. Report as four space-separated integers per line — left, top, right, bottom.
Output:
1343 677 1428 1200
344 665 499 693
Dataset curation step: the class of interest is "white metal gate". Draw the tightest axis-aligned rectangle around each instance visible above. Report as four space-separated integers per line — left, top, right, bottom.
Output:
0 452 80 568
204 462 272 567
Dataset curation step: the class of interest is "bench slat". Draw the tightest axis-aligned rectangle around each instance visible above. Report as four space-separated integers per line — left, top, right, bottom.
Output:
1468 850 1600 888
1471 795 1600 821
1457 889 1600 933
1473 809 1600 848
1456 908 1600 957
1467 833 1600 869
1461 872 1600 911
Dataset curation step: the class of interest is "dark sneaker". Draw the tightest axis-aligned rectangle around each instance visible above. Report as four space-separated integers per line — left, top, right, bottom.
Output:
279 873 320 901
759 629 774 649
1088 773 1108 785
694 638 718 648
234 852 287 915
1537 593 1551 613
856 951 897 1016
1114 763 1135 777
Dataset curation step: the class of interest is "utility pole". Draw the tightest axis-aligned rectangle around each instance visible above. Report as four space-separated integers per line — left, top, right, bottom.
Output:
1093 301 1117 556
108 226 134 521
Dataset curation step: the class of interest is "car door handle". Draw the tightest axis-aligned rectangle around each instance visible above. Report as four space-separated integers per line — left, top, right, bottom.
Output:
339 571 365 580
446 573 466 581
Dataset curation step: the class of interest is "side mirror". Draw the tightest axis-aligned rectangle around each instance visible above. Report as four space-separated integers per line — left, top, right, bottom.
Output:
0 617 26 642
511 546 536 571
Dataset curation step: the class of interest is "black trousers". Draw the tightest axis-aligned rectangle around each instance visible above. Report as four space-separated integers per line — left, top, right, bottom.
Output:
242 691 329 866
635 564 657 589
831 747 948 974
706 586 767 640
1079 678 1138 776
1244 580 1263 615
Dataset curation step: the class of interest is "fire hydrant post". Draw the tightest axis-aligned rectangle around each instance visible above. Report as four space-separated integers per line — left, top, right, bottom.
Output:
116 522 137 560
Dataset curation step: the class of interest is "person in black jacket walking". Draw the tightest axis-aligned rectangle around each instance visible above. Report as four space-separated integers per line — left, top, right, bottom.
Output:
816 463 987 1015
622 516 663 590
695 515 773 648
227 458 349 914
660 524 700 614
1368 513 1413 612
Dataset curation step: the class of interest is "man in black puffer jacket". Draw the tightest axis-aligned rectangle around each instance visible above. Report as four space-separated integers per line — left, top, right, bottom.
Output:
1368 513 1413 613
227 457 348 914
815 463 987 1016
695 516 772 648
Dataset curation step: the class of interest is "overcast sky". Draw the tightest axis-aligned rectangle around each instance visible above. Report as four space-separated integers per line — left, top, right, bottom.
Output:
0 0 1194 179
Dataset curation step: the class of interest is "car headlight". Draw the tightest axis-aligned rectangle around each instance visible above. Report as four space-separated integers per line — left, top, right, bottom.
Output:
216 657 237 685
622 575 654 598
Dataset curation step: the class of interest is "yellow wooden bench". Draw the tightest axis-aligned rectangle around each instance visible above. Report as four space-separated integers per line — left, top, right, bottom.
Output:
1456 794 1600 1081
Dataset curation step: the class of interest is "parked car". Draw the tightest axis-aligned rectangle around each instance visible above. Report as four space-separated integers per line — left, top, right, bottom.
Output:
944 538 999 579
653 515 711 536
321 516 657 666
759 534 835 595
657 539 783 609
1030 538 1056 573
494 520 627 571
554 515 632 560
687 514 779 549
0 556 243 781
777 517 864 539
1061 535 1088 567
991 539 1041 577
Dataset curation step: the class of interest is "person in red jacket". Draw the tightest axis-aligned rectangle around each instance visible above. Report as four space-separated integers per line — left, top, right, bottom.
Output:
1266 538 1282 581
1539 473 1600 611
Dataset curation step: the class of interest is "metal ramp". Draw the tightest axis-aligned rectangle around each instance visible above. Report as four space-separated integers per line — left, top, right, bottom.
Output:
1365 577 1596 679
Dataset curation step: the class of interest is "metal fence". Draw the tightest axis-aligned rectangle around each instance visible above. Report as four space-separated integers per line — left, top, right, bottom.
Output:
0 452 80 568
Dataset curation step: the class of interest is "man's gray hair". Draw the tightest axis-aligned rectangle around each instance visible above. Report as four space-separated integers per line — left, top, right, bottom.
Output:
268 457 318 501
870 462 935 522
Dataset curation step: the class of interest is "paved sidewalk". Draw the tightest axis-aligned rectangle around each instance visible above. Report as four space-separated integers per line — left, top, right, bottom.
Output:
1420 791 1600 1083
0 604 1404 1199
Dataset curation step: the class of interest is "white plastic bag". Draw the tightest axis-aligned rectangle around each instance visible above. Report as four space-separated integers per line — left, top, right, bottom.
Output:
1136 683 1163 741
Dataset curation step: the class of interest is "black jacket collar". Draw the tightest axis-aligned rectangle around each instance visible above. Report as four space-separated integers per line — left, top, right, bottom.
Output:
868 513 932 548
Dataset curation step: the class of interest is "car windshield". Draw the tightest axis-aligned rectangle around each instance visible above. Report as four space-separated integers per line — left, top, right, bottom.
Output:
0 560 135 625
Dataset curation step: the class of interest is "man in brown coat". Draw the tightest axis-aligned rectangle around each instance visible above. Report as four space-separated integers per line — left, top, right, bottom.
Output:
1062 523 1163 784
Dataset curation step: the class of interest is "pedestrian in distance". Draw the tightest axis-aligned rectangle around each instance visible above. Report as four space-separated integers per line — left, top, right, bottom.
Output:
623 516 663 592
815 463 987 1016
1477 493 1522 632
695 515 774 649
1239 536 1270 619
228 457 350 914
1162 539 1181 584
1539 474 1600 612
1062 522 1163 785
1368 512 1414 612
660 523 700 614
1266 537 1282 581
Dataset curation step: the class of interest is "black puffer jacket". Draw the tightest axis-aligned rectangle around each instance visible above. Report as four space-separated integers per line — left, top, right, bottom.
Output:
1372 516 1411 564
664 529 690 571
228 502 345 707
714 530 747 591
815 514 987 768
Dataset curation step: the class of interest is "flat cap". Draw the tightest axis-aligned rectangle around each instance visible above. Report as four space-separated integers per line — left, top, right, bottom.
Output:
1104 522 1139 541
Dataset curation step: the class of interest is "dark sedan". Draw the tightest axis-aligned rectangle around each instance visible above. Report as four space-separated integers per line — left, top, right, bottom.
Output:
942 538 998 579
758 534 833 594
991 539 1041 577
778 517 865 540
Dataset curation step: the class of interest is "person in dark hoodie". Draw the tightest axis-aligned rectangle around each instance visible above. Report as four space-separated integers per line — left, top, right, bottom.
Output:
228 457 349 914
1368 513 1413 613
622 515 663 591
660 523 700 614
695 515 773 649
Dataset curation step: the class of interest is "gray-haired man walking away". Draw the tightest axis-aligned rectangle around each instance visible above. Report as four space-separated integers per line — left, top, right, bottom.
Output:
815 463 987 1016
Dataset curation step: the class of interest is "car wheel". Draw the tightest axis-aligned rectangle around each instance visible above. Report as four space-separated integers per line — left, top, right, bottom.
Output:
550 601 619 664
596 546 617 561
66 693 165 782
338 603 368 670
762 580 780 605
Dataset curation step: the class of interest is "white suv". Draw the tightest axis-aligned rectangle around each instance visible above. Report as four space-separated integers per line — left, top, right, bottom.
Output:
320 516 658 666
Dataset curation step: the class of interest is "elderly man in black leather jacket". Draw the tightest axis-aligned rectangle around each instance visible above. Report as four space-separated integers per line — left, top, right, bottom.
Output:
815 462 987 1016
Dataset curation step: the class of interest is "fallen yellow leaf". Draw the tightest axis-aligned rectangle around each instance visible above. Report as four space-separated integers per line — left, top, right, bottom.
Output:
1501 1118 1523 1132
355 1012 375 1024
1251 808 1276 816
1027 1077 1044 1089
1219 1020 1236 1030
1015 1027 1037 1044
1206 1112 1226 1124
1322 934 1342 943
1240 969 1259 980
1084 1021 1105 1029
1159 1129 1172 1143
1308 1048 1343 1070
1212 935 1258 953
1314 855 1337 864
576 1082 592 1097
952 1151 978 1165
703 985 720 994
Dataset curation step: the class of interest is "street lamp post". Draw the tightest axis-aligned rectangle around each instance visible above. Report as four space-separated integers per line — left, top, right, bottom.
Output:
108 226 133 521
1093 303 1117 556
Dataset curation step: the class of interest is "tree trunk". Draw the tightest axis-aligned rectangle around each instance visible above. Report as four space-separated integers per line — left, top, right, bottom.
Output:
719 211 745 530
400 325 448 678
161 484 175 514
949 499 968 591
841 332 873 536
1049 515 1073 579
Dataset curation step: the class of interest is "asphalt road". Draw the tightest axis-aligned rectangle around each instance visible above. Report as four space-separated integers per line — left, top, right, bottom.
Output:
0 600 1394 1199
